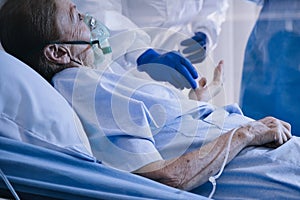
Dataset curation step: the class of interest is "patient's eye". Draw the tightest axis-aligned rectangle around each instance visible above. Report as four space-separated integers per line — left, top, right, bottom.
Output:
78 13 84 21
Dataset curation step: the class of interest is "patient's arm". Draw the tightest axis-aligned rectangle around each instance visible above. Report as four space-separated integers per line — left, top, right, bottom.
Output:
189 60 223 102
134 117 291 191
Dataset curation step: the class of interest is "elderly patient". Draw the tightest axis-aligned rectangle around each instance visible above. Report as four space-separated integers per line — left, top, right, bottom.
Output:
1 0 300 199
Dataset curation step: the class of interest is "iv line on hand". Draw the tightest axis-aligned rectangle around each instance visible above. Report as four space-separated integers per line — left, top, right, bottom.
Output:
208 127 239 199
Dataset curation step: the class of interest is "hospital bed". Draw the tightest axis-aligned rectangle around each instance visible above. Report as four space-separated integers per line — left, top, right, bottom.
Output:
2 48 300 199
0 136 205 199
0 50 207 199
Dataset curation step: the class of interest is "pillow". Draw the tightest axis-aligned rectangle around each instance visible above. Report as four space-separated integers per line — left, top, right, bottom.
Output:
0 50 93 159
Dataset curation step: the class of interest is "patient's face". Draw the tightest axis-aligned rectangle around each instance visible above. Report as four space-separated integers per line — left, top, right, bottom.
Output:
55 0 94 67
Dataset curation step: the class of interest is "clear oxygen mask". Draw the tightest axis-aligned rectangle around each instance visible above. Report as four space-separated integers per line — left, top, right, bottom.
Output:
84 14 112 67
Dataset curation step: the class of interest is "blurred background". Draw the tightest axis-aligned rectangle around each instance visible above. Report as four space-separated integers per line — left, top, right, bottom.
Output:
207 0 261 106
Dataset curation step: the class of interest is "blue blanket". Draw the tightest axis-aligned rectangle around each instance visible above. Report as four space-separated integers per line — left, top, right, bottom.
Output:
0 136 206 200
1 135 300 199
194 136 300 199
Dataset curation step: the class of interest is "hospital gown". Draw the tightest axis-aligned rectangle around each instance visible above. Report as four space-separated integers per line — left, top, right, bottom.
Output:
52 65 300 199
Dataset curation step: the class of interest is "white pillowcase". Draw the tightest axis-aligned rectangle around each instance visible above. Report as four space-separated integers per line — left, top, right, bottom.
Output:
0 50 93 159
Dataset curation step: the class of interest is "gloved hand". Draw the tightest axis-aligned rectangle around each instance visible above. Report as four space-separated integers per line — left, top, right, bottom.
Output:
181 32 208 64
137 48 198 89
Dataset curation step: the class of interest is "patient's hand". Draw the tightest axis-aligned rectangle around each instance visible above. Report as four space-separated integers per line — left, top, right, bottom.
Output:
188 60 223 101
242 117 292 148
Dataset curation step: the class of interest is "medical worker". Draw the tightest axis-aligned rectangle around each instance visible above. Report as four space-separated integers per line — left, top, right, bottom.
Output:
1 1 298 199
240 0 300 136
73 0 228 90
120 0 229 63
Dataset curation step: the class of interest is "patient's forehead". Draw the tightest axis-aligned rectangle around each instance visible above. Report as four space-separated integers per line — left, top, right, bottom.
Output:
55 0 88 36
54 0 77 40
54 0 90 42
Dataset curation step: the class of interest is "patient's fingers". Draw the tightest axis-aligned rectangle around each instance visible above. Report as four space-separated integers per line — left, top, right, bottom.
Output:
281 130 288 143
219 60 224 67
277 131 284 145
188 60 224 102
274 122 291 146
213 60 223 83
198 77 207 88
280 119 292 132
278 120 292 141
284 127 292 141
283 132 290 143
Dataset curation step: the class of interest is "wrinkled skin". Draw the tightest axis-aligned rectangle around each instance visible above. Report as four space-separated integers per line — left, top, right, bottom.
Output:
135 116 291 191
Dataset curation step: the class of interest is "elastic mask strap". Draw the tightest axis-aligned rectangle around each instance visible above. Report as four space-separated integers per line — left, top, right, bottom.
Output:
65 47 84 66
0 168 20 200
70 58 83 66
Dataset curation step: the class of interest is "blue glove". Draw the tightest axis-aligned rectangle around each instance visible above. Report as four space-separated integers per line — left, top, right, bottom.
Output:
181 32 207 64
137 48 198 89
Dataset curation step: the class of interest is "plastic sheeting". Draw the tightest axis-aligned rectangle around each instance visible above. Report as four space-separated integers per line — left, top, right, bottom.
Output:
240 0 300 136
0 136 206 200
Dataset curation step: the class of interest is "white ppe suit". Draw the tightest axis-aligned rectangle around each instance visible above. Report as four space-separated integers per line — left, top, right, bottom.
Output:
73 0 229 69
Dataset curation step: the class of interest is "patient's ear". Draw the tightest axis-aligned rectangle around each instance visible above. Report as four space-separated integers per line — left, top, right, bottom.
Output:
44 44 71 64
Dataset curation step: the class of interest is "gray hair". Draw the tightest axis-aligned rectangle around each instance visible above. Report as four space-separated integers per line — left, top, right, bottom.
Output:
0 0 65 82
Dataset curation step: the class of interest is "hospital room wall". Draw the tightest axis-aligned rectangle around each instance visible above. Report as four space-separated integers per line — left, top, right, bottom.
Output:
210 0 261 106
